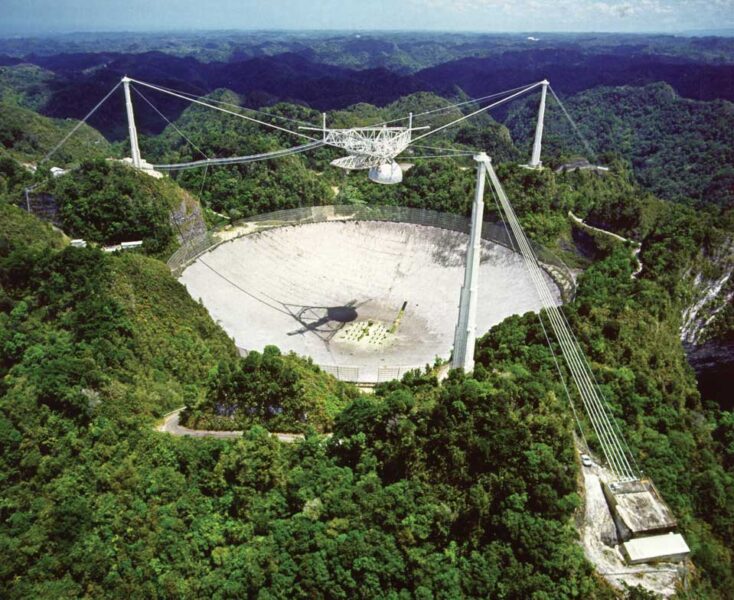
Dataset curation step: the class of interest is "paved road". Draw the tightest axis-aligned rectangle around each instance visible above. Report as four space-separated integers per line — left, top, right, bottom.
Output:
156 408 304 443
568 211 642 278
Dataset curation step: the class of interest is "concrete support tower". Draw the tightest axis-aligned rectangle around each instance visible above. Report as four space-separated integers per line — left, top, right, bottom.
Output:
528 80 549 169
122 76 142 169
452 152 489 372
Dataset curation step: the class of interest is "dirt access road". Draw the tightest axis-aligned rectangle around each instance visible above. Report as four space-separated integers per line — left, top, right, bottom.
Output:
156 408 304 443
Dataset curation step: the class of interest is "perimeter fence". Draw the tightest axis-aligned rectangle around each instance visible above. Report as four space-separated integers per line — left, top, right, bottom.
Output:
302 364 427 384
170 204 577 383
236 346 429 385
168 204 575 298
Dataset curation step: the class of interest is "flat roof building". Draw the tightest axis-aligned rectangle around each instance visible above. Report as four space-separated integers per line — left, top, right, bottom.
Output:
622 533 690 565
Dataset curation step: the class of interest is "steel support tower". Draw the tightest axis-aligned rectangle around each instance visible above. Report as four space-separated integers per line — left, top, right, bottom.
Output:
122 76 142 169
527 79 549 169
451 152 489 372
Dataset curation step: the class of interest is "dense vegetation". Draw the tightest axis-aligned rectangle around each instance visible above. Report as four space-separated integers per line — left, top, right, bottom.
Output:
0 99 112 165
182 346 358 433
507 82 734 210
0 64 54 110
0 148 33 201
46 160 181 253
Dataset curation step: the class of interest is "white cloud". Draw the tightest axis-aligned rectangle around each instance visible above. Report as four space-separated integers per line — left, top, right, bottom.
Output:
409 0 728 25
410 0 514 13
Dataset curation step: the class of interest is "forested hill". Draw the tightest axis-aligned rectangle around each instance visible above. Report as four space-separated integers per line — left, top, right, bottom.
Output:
3 30 734 72
2 32 734 142
507 82 734 210
0 100 112 165
2 35 733 212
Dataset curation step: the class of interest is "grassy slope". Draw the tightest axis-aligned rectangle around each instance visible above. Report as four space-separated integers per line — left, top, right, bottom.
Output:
0 101 113 165
0 200 67 251
107 252 238 415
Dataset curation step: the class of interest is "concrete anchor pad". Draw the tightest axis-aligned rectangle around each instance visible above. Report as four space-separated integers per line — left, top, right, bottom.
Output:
603 479 678 540
180 221 561 382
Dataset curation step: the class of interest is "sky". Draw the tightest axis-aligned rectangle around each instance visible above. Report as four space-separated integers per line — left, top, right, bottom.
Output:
1 0 733 35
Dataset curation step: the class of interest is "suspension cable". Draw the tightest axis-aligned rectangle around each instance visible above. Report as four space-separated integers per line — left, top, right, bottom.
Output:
548 85 598 162
40 81 121 165
411 81 544 144
415 83 542 119
129 78 318 143
555 305 643 475
131 79 320 128
368 83 540 128
410 144 476 154
197 163 209 201
152 140 324 170
483 158 638 481
132 84 209 161
410 152 475 160
487 179 590 451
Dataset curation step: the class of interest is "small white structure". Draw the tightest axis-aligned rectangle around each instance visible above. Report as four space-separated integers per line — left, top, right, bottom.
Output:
50 166 68 178
116 157 164 179
70 239 87 248
622 533 690 565
368 161 403 185
102 240 144 253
